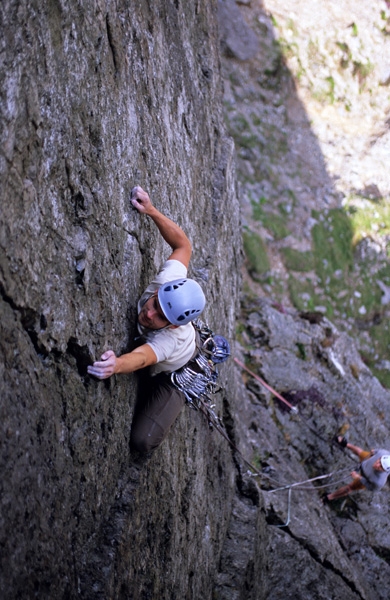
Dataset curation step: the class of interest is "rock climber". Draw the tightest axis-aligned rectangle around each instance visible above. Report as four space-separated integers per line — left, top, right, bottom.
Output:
87 185 206 455
326 437 390 501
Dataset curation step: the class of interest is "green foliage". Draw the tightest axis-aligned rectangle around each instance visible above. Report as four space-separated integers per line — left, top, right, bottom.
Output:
373 369 390 390
352 60 374 90
243 229 270 276
372 329 390 359
252 200 288 239
264 213 290 240
251 199 290 240
266 274 286 299
251 453 261 471
235 322 248 347
336 41 351 69
251 197 267 222
231 114 250 133
287 18 298 36
380 12 390 36
281 248 315 272
358 310 390 387
311 208 354 287
312 77 338 105
237 134 261 149
346 198 390 243
251 113 262 127
287 275 320 312
326 76 335 104
226 113 261 150
278 37 299 61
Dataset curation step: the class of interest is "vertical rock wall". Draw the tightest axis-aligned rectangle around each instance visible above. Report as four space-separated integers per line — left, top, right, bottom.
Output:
0 1 243 598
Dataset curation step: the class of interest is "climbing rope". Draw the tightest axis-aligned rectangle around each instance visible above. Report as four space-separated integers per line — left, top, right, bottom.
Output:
266 467 354 528
234 357 298 413
185 355 355 489
267 467 353 493
193 382 359 530
196 391 354 496
231 355 362 526
234 356 354 450
176 346 356 527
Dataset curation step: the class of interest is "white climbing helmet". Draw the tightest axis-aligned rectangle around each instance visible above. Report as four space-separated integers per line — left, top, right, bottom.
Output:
380 455 390 472
158 278 206 326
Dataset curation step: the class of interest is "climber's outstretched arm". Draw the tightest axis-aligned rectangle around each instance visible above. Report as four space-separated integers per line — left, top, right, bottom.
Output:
87 345 157 380
130 185 192 268
345 442 370 460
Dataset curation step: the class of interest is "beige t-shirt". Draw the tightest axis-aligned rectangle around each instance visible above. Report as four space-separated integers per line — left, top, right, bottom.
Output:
137 260 196 375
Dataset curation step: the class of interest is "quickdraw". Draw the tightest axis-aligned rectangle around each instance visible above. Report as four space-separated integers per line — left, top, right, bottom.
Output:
170 319 230 411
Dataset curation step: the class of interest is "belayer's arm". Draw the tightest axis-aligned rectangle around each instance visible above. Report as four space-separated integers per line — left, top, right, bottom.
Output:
130 185 192 268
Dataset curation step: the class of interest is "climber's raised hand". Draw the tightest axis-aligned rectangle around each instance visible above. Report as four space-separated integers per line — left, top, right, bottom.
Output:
130 185 153 214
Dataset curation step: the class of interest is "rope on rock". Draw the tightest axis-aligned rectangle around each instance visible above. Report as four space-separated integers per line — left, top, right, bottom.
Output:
234 357 298 413
188 355 356 509
266 467 354 528
267 467 353 493
195 396 271 479
195 385 356 530
196 392 352 492
232 355 359 526
233 356 351 448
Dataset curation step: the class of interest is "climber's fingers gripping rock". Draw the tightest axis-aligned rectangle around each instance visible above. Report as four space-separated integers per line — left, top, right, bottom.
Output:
87 350 117 379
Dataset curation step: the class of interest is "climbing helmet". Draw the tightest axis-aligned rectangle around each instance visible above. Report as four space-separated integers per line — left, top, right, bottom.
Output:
158 278 206 326
380 455 390 472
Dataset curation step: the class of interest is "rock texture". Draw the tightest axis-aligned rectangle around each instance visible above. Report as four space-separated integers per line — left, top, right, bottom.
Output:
219 1 390 599
220 0 390 385
234 297 390 600
2 0 390 599
0 1 243 598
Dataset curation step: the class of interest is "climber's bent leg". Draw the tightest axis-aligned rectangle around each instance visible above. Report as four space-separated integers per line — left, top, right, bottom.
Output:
327 478 366 501
130 373 186 455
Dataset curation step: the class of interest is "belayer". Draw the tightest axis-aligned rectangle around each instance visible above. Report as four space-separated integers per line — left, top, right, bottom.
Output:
88 185 206 455
326 437 390 501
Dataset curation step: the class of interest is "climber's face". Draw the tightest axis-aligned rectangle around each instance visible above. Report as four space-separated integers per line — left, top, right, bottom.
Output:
373 458 384 472
138 293 171 330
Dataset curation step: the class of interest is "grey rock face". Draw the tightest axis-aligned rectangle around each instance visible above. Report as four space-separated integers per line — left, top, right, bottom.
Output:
218 0 390 595
0 1 242 598
235 297 390 600
218 0 259 61
2 0 390 599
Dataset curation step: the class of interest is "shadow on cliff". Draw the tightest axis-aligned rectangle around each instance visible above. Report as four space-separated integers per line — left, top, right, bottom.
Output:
218 0 390 389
